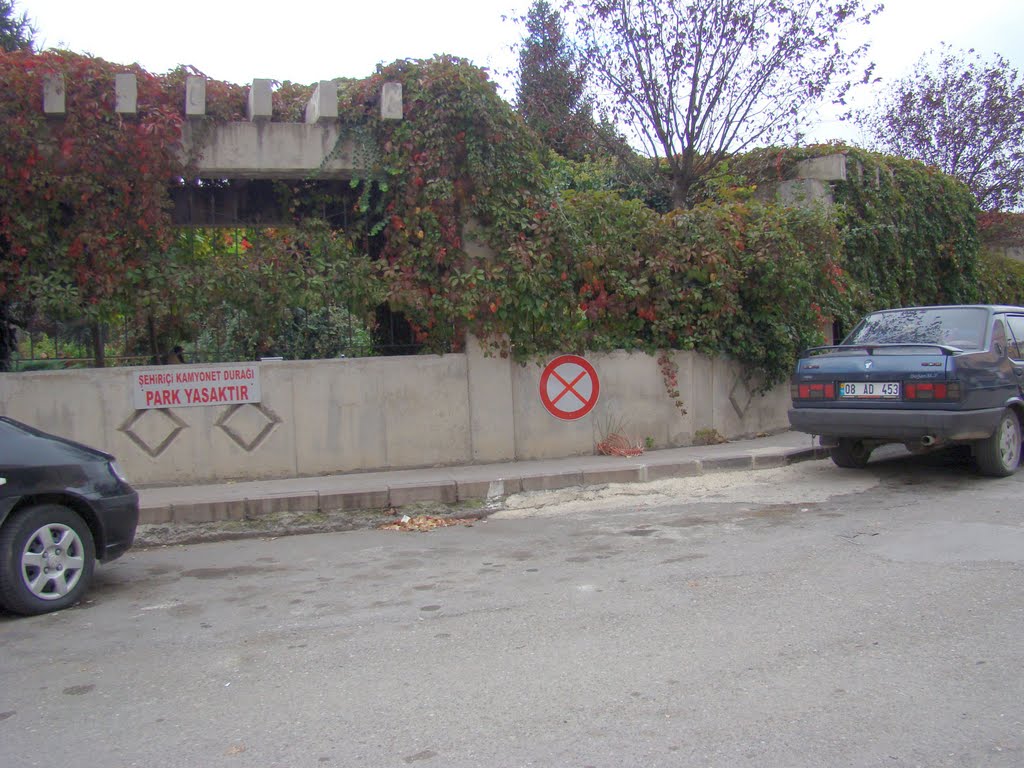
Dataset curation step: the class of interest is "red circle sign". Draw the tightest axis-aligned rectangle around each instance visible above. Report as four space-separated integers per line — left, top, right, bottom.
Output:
539 354 600 420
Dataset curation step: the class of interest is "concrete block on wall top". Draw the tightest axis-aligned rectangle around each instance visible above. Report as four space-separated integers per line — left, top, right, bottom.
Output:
381 82 403 120
185 76 206 116
247 79 273 121
795 154 847 182
42 73 65 115
305 80 338 124
774 178 833 207
115 73 137 114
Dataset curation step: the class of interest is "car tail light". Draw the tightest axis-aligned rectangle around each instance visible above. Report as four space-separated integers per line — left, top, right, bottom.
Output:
904 381 961 401
792 382 835 400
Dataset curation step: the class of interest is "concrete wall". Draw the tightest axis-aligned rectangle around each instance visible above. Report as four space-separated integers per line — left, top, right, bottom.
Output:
755 153 847 208
509 350 787 459
43 74 401 181
0 345 789 487
986 245 1024 263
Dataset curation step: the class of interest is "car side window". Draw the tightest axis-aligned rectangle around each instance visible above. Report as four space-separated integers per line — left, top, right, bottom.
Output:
1005 316 1024 361
991 319 1008 358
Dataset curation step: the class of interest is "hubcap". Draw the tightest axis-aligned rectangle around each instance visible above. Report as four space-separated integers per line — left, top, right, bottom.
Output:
999 415 1021 469
20 523 86 601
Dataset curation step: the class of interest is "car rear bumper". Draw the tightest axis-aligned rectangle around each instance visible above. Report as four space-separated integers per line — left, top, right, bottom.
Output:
788 406 1005 442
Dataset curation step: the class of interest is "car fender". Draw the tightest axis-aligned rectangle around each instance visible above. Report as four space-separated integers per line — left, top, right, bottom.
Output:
1003 397 1024 423
0 497 16 528
0 489 105 551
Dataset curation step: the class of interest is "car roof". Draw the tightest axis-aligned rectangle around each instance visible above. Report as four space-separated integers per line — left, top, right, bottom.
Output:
866 305 1024 314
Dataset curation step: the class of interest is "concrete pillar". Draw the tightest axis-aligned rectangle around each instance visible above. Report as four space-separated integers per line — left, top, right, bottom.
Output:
381 82 403 120
185 76 206 117
465 334 516 462
772 178 833 207
43 73 65 115
247 79 272 121
687 351 714 444
115 73 137 115
305 80 338 124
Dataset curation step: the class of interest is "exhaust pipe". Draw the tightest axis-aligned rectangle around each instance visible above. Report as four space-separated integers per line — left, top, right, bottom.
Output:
921 435 937 447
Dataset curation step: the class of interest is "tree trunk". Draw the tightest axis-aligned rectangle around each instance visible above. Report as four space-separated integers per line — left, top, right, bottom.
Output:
148 314 160 364
0 302 15 372
91 322 105 368
670 173 692 212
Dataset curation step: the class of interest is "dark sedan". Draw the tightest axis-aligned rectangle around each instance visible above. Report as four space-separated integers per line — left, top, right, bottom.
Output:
0 417 139 615
789 305 1024 476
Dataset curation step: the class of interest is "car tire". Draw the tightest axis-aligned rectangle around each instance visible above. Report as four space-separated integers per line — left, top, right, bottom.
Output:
0 504 96 616
974 409 1022 478
830 438 872 469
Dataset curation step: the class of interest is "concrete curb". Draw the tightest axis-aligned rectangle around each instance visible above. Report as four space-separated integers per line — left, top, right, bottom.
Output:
137 441 828 532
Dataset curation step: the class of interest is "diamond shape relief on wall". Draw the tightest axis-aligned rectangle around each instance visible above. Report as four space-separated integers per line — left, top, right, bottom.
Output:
120 409 188 458
729 377 753 419
216 403 281 452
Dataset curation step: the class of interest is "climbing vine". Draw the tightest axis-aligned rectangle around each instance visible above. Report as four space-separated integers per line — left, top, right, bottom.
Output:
0 51 185 334
0 51 987 388
726 144 982 329
657 351 686 416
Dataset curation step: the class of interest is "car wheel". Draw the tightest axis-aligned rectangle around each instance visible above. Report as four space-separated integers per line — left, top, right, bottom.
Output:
830 438 872 469
975 409 1022 478
0 504 96 616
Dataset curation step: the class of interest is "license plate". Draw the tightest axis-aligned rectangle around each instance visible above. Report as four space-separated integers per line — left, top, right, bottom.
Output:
839 381 901 399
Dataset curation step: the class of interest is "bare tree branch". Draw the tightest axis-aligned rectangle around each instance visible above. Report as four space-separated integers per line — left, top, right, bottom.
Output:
859 45 1024 212
569 0 879 208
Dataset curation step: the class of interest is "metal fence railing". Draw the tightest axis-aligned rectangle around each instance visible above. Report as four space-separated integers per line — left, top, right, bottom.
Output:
6 308 449 372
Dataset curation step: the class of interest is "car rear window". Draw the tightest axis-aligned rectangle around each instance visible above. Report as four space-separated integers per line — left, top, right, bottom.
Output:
844 307 988 350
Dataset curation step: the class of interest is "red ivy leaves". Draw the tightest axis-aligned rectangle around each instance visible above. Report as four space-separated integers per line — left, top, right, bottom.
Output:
0 50 185 314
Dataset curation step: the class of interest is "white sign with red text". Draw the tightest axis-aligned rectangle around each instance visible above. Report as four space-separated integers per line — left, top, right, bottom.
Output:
133 363 261 410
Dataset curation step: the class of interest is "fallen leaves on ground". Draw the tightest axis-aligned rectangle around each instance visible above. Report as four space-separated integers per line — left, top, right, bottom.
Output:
596 433 645 457
379 515 480 532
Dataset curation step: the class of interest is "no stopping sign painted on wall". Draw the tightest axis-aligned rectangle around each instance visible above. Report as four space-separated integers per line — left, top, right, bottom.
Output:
539 354 600 420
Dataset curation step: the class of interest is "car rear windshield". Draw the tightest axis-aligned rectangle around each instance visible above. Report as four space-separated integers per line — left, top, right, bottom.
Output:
844 307 988 350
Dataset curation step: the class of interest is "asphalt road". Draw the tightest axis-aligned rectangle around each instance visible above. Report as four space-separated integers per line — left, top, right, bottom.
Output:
1 450 1022 768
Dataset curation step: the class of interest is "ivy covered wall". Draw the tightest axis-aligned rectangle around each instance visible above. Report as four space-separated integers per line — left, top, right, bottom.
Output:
0 51 993 386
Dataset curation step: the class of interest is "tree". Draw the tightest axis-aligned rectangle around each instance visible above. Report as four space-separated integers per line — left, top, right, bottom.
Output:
515 0 595 159
0 1 34 369
0 0 33 52
0 52 186 370
568 0 880 210
858 45 1024 212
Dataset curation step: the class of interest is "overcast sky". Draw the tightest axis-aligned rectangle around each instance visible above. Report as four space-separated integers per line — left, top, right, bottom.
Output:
15 0 1024 144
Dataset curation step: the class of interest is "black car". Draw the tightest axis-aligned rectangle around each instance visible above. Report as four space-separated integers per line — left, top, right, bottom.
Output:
0 417 139 615
789 305 1024 476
